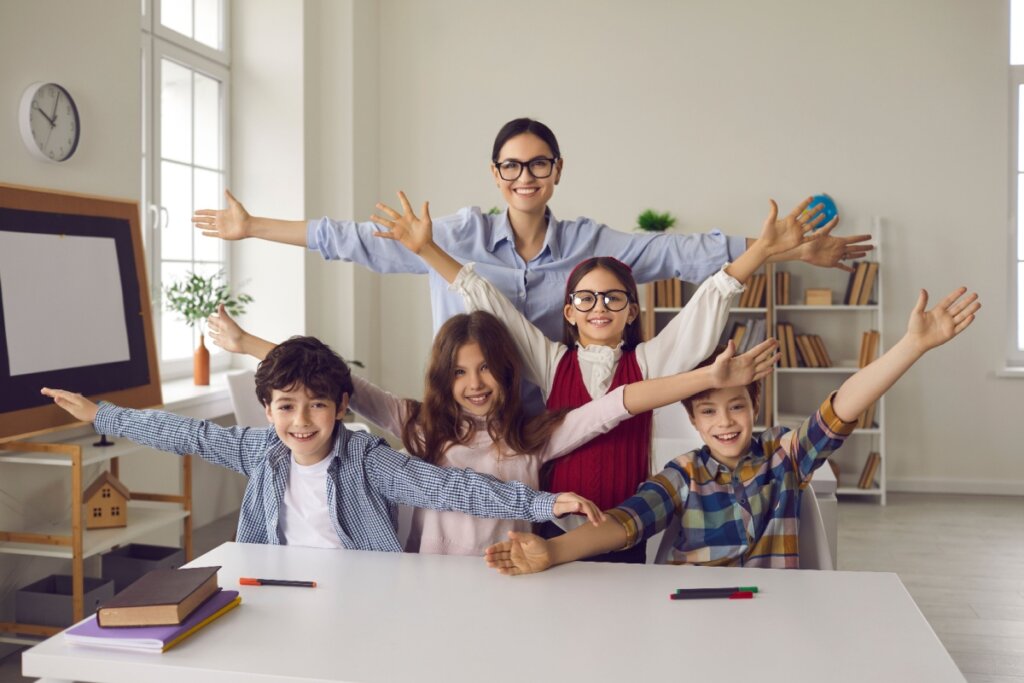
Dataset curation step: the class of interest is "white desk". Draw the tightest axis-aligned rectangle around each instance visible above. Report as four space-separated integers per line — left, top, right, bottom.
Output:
24 542 962 683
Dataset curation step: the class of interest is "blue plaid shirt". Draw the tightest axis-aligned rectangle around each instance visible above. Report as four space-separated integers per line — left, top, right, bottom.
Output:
94 405 558 551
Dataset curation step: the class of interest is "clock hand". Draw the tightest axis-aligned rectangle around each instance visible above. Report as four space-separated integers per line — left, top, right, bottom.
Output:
32 101 56 127
51 89 60 123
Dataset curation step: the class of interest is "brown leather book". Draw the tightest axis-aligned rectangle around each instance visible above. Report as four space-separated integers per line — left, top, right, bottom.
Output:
97 566 221 627
858 262 879 305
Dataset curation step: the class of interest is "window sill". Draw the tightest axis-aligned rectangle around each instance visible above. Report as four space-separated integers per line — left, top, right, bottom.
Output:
996 367 1024 379
160 371 233 419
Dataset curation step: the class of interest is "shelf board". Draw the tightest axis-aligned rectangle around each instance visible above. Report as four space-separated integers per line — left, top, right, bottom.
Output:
0 433 152 467
776 304 878 311
776 361 860 374
837 487 883 496
647 307 767 314
0 502 189 559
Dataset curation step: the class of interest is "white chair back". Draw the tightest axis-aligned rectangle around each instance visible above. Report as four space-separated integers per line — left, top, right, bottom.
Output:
226 370 267 427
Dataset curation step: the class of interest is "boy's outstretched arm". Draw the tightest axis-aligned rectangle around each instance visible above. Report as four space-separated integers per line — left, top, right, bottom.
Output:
485 519 629 576
726 197 826 285
370 191 464 283
193 190 308 245
831 287 980 422
623 338 778 415
40 388 98 423
207 304 276 361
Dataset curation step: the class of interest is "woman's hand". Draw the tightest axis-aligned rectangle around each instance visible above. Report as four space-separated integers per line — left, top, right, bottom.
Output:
40 388 99 423
193 189 251 241
756 197 828 258
370 191 433 254
709 338 779 388
484 531 552 576
552 492 606 526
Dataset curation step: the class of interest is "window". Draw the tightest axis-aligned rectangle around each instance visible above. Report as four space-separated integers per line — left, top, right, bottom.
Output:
142 0 230 376
1011 1 1024 366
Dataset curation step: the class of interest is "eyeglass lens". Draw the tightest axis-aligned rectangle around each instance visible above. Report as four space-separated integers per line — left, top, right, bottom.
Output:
571 290 631 312
496 157 555 181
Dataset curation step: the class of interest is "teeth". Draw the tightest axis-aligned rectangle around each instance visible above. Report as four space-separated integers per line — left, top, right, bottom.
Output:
291 432 315 439
514 188 538 195
716 433 739 441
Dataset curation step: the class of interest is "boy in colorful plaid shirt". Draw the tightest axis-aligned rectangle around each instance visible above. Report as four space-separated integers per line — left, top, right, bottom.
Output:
485 286 980 571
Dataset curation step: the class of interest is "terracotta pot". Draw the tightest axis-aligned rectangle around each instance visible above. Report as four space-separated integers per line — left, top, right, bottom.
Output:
194 333 210 386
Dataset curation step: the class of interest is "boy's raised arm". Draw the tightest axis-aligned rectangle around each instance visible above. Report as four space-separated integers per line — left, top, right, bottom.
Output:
831 287 980 423
485 519 629 576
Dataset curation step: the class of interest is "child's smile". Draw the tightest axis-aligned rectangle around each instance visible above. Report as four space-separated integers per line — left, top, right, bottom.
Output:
688 386 756 470
265 386 347 465
452 342 502 417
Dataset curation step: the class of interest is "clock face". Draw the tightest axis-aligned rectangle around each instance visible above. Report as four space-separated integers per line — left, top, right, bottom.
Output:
19 82 81 162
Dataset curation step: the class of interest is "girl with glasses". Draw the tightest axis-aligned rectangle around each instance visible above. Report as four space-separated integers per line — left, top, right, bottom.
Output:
370 191 825 562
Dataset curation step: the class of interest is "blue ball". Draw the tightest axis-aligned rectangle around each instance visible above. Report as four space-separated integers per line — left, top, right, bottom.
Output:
806 193 837 229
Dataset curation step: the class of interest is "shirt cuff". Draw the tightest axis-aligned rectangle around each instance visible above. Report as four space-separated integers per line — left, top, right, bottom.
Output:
726 234 749 262
93 403 120 436
711 264 744 295
531 491 559 522
605 508 640 550
448 262 477 293
819 390 859 436
306 219 320 249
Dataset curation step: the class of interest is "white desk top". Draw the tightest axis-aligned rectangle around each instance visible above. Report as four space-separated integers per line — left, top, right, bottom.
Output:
24 542 963 683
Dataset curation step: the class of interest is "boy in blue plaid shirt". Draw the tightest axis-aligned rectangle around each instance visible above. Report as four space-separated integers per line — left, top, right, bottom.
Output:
43 336 602 551
485 286 980 572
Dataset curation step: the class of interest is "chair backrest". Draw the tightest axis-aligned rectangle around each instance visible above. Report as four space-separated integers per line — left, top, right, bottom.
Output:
652 483 834 570
225 370 267 428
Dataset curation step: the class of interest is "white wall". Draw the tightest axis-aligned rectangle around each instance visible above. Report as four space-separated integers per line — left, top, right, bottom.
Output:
328 0 1019 493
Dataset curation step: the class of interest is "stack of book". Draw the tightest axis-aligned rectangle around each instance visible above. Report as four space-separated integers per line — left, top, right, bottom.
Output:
857 330 881 427
843 261 880 305
64 566 240 653
774 323 833 368
654 279 684 308
857 452 882 489
738 273 767 308
775 271 791 305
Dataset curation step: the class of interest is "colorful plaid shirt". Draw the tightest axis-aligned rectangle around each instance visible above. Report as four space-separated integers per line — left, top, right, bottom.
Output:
607 392 856 568
94 404 559 552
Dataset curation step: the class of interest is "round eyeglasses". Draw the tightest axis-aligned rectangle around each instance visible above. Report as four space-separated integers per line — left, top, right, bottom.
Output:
494 156 558 181
568 289 632 312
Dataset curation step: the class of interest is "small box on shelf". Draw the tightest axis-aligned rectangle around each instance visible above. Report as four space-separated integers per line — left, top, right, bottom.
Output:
15 574 114 628
804 288 832 306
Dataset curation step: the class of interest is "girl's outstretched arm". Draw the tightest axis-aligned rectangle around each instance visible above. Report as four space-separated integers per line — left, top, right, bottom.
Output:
207 304 276 361
484 520 629 576
371 191 464 283
831 287 980 422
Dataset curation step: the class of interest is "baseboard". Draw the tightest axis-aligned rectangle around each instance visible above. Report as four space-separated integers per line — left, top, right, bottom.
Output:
887 477 1024 496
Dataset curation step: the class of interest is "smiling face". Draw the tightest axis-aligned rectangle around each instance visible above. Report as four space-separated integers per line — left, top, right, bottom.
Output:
563 266 639 348
687 386 758 470
450 341 503 417
265 384 348 466
491 132 562 216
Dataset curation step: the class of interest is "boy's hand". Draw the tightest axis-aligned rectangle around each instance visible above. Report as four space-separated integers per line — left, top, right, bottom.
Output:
755 197 826 258
484 531 552 575
370 191 433 254
40 388 99 423
906 287 980 354
207 303 246 354
552 493 606 526
709 338 779 388
193 189 251 240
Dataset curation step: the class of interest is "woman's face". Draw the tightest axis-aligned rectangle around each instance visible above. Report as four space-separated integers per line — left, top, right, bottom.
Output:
491 133 562 216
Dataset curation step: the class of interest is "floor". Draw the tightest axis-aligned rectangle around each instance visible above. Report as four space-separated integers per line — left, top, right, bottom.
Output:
1 493 1022 682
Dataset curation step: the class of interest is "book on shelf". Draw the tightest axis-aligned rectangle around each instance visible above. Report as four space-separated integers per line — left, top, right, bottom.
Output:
96 566 221 627
857 452 881 489
728 321 746 350
776 323 790 367
857 262 879 305
775 270 791 305
739 318 767 353
739 273 767 308
784 323 798 369
65 589 240 653
795 334 818 367
858 330 880 368
844 261 869 305
810 335 832 367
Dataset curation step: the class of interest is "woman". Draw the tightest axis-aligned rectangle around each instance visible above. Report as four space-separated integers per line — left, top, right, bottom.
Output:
192 118 870 342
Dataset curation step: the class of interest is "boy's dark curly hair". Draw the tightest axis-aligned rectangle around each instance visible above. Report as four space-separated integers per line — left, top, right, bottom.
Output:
254 336 353 407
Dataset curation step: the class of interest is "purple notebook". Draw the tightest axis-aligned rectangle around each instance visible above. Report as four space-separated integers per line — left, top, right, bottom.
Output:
64 589 240 652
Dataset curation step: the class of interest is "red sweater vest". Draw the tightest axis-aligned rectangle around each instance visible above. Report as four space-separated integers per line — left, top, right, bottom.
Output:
544 349 653 511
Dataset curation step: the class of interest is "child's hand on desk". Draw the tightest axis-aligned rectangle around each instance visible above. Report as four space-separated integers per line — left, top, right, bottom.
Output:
905 287 980 354
485 531 552 575
552 493 605 526
370 191 434 255
193 189 251 241
709 338 779 388
40 388 99 423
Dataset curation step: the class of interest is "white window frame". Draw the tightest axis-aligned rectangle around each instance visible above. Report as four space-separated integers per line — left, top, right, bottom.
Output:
142 0 232 379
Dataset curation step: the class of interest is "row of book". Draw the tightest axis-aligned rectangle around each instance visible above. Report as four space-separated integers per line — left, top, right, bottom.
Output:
738 273 768 308
775 271 792 305
652 278 685 308
844 261 879 305
727 318 767 354
64 566 239 653
831 452 882 489
775 323 833 368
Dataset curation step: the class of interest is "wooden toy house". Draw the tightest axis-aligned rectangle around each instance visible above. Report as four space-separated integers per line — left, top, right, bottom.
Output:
83 471 130 530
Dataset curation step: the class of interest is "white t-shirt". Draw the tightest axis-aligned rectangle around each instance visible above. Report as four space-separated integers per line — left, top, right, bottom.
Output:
279 456 342 548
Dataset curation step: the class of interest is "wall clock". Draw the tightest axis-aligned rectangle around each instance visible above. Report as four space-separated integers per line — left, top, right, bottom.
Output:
19 82 81 163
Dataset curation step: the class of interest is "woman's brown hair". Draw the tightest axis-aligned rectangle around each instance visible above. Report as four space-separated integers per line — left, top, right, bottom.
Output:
402 311 569 464
562 257 644 350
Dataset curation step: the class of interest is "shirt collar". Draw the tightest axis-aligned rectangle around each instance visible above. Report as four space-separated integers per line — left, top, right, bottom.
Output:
488 208 561 261
698 441 762 481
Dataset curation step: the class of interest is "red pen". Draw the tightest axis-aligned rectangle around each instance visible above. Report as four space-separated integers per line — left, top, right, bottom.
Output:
669 591 752 600
239 577 317 587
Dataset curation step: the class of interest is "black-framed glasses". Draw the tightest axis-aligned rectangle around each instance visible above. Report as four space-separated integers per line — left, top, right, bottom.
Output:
494 156 558 181
568 289 633 312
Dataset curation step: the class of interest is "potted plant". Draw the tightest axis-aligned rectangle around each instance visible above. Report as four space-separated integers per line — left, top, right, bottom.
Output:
636 209 677 232
163 271 253 385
